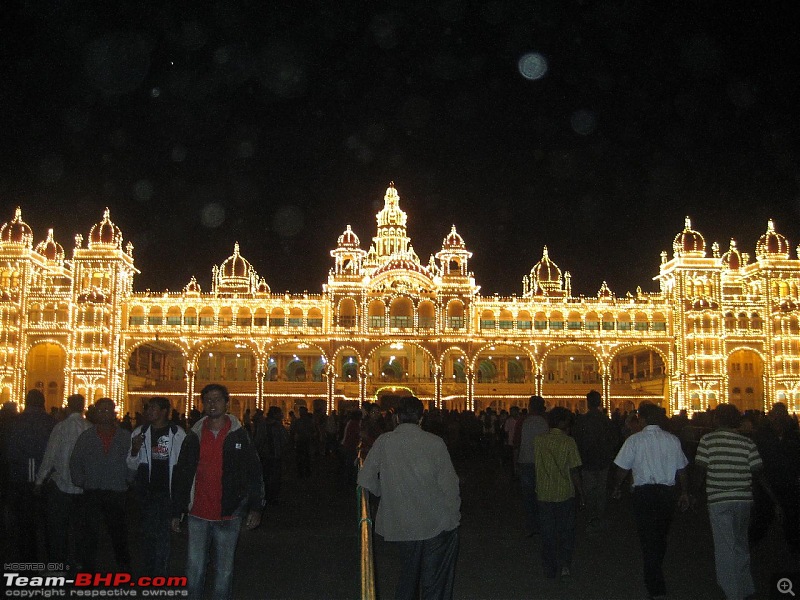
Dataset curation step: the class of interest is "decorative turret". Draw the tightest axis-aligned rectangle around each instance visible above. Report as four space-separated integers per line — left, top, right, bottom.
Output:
88 208 123 249
34 229 65 266
721 239 741 271
184 276 201 296
756 219 790 259
436 225 472 278
372 183 412 261
330 225 366 277
0 208 34 248
672 217 706 257
213 242 259 295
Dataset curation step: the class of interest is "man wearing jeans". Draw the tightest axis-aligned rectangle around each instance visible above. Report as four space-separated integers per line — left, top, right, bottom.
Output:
171 384 263 600
358 396 461 600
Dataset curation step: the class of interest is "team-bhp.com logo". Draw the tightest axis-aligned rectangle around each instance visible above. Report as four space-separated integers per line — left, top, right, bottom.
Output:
3 571 188 597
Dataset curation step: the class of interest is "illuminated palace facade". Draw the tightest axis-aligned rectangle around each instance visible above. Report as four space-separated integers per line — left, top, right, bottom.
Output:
1 184 800 418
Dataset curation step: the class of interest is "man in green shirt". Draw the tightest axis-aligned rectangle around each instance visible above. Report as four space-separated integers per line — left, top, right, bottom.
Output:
534 406 584 579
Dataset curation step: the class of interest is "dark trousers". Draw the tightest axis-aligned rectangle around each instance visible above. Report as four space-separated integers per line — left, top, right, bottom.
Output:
9 482 45 562
262 457 283 504
518 463 539 534
537 498 576 577
80 489 130 571
295 439 311 478
395 528 459 600
140 492 171 577
46 485 83 567
633 484 677 597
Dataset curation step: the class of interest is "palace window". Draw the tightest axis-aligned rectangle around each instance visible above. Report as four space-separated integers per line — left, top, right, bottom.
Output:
448 316 463 329
419 316 435 329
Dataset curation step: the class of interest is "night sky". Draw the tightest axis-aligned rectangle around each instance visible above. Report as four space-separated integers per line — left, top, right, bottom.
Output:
2 1 798 297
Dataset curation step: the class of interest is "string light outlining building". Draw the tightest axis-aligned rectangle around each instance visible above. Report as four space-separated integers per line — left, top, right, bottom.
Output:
1 184 799 417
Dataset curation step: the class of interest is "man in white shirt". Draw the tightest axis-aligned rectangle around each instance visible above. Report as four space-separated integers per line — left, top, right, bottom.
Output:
612 402 689 600
35 394 91 569
358 396 461 600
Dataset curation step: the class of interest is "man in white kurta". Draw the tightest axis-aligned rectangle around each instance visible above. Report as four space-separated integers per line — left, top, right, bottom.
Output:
358 397 461 600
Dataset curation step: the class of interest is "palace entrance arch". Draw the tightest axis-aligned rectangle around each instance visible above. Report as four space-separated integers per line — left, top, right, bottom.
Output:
473 343 533 412
541 345 600 411
196 341 257 418
727 349 763 412
609 345 668 410
26 342 66 411
126 341 187 415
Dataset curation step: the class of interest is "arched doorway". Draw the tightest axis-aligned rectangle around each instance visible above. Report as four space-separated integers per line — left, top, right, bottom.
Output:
26 342 66 411
609 345 668 410
126 341 187 416
542 345 601 411
196 341 257 418
473 343 533 412
727 349 764 412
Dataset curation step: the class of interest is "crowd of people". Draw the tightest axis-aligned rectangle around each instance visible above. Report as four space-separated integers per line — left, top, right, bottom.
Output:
1 388 799 600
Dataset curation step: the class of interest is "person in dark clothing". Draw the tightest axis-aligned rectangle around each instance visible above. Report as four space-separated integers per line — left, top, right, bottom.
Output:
128 396 186 577
254 406 289 505
4 389 55 562
574 390 617 533
291 406 315 478
750 402 800 556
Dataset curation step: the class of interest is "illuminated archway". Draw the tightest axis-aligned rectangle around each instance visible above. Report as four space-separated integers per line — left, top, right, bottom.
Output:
25 342 66 411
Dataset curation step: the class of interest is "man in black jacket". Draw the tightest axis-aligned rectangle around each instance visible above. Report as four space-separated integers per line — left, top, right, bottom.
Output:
170 384 263 600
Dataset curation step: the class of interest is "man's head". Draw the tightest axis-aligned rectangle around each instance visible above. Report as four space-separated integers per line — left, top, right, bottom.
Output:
713 403 741 429
146 396 171 426
528 395 545 415
94 398 117 425
637 402 662 427
66 394 86 414
24 388 46 410
586 390 602 410
547 406 573 430
397 396 424 424
200 384 230 419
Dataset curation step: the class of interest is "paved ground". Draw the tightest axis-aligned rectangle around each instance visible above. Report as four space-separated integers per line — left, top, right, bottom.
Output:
4 448 797 599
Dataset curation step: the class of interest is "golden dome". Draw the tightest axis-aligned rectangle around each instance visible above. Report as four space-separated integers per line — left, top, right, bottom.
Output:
0 207 33 247
720 239 741 270
597 281 614 298
672 217 705 256
220 242 252 279
35 229 65 264
88 208 123 248
184 276 201 295
337 225 360 248
256 278 271 295
756 219 790 259
442 225 465 249
531 246 561 284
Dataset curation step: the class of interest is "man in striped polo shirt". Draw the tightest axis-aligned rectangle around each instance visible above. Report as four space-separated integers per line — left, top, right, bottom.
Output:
695 403 779 600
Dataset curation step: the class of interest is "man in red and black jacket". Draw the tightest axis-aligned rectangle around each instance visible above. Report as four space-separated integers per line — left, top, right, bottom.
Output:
171 384 263 600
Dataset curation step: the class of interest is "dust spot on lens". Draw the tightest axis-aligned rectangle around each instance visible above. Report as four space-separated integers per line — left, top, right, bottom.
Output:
518 52 548 80
201 203 225 228
273 205 304 238
171 145 187 162
133 179 153 202
570 109 597 135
